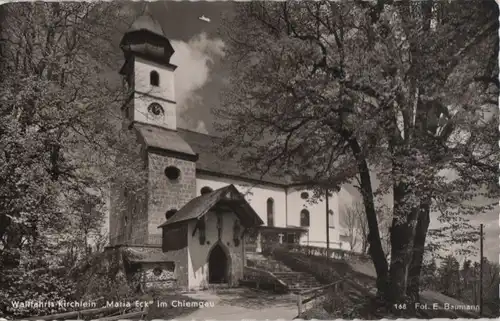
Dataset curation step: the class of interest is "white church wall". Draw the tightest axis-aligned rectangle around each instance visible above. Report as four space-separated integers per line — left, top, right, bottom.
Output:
196 175 288 227
286 188 341 249
195 174 365 253
187 210 244 289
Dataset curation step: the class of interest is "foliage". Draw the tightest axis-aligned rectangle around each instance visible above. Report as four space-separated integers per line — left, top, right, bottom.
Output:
0 2 146 317
216 0 498 304
437 255 461 297
420 254 500 315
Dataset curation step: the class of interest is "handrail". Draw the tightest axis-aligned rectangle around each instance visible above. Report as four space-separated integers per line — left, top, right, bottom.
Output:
296 279 345 316
299 279 344 296
244 266 288 288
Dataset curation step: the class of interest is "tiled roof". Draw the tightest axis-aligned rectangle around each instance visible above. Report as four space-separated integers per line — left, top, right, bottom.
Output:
176 128 292 185
135 124 196 156
158 184 264 228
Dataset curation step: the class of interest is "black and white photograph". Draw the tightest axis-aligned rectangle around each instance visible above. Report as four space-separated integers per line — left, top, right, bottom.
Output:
0 0 498 319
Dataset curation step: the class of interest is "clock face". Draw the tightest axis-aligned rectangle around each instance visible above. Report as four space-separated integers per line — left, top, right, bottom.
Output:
148 103 164 117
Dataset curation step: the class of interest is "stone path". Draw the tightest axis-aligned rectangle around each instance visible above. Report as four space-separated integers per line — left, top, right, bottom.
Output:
175 288 298 320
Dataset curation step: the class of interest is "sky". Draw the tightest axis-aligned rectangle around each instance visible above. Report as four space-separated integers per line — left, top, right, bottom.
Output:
120 2 498 263
130 1 233 134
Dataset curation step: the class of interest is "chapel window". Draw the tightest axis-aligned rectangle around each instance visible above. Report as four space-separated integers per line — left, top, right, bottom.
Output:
266 198 274 227
300 209 310 227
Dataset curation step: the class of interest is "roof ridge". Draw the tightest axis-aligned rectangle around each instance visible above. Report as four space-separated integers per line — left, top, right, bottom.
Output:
177 127 222 139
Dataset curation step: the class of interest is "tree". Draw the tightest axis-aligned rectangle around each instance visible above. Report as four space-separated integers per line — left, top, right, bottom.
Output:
420 257 438 290
437 255 461 297
0 2 146 316
342 201 390 255
216 0 498 309
342 202 362 251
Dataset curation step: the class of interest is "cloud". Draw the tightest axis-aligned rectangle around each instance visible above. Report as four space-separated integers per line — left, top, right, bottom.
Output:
171 33 225 134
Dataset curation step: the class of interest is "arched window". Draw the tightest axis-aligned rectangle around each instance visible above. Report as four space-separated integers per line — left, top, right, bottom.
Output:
150 70 159 86
300 209 310 227
200 186 213 195
266 198 274 227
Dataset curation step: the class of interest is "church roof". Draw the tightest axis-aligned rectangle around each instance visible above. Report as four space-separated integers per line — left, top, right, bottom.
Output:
136 124 196 157
158 184 264 228
176 129 292 186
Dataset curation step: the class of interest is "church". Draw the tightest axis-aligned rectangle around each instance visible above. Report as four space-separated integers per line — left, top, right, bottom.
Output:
108 12 357 290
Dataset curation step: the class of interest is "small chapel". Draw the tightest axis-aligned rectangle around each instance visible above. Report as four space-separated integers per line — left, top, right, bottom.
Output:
108 12 356 290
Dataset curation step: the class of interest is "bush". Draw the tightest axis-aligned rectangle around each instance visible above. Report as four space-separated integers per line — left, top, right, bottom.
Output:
0 267 78 317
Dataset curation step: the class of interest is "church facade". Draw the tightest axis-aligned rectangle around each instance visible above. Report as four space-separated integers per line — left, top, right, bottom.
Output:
108 13 356 290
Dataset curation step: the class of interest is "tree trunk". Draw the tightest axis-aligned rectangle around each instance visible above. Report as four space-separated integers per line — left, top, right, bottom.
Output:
347 136 389 298
406 200 431 303
387 182 420 310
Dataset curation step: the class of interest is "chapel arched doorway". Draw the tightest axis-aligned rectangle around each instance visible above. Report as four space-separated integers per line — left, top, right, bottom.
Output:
208 243 229 284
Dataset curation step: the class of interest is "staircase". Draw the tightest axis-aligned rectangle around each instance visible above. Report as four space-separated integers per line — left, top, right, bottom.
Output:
246 252 293 272
272 271 322 292
245 252 322 292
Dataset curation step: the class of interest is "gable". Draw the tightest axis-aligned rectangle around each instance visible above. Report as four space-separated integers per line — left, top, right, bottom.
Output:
158 184 264 229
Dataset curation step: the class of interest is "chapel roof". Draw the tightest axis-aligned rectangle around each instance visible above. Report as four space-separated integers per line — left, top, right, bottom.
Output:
158 184 264 228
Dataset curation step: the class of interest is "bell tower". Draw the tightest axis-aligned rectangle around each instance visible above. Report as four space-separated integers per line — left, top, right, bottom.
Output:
109 9 197 247
119 8 177 130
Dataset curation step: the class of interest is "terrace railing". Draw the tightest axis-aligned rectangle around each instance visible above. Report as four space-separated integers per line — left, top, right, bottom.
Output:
284 243 369 261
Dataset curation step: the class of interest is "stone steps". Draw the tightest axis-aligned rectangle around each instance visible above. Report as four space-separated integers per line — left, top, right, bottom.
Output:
272 272 321 289
246 253 293 272
245 253 321 290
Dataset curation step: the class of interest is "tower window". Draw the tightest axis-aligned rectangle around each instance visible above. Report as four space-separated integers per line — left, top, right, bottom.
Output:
200 186 213 195
165 166 180 180
150 70 160 86
267 198 274 227
300 209 310 227
300 192 309 199
165 209 177 220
